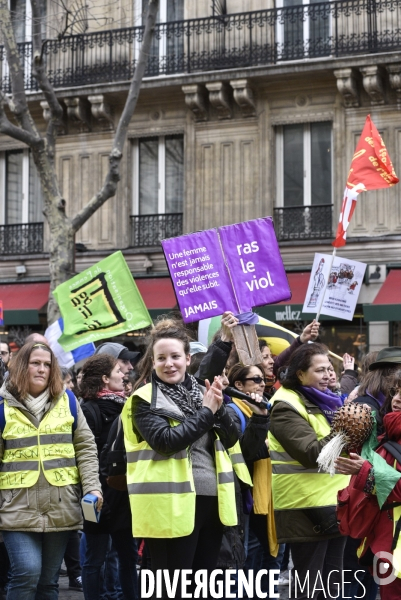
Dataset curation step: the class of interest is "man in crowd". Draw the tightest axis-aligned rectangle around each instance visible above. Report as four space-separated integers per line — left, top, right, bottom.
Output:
95 342 140 375
0 343 10 369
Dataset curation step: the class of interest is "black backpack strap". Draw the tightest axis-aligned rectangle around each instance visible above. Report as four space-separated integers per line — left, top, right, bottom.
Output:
383 441 401 464
83 401 103 440
392 513 401 552
381 441 401 514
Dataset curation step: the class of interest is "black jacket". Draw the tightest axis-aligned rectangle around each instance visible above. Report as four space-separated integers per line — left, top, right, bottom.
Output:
354 394 384 435
226 404 269 464
132 375 238 455
81 395 131 534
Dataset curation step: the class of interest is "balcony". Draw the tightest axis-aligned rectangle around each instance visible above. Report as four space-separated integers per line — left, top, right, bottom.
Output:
130 213 183 247
273 204 333 241
0 222 44 254
1 0 400 91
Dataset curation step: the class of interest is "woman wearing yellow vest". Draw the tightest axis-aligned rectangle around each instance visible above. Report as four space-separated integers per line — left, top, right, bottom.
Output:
227 362 282 597
0 342 101 600
335 373 401 600
123 318 242 596
268 342 349 600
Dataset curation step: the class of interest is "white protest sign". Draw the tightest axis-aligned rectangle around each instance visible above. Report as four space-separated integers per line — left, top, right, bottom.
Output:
302 253 367 321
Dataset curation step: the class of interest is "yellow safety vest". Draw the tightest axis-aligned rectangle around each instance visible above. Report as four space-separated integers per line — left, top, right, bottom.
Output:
268 388 349 510
0 394 80 489
122 383 251 538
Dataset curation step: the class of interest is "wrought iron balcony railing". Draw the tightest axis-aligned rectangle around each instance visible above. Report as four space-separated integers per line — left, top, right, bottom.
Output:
0 222 44 254
130 213 183 247
273 204 333 241
1 0 400 91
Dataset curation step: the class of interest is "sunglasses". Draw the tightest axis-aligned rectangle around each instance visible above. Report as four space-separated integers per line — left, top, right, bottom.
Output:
0 351 9 356
243 376 266 384
390 387 401 398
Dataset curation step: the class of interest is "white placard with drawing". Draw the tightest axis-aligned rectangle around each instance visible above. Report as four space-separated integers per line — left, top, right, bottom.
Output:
302 253 367 321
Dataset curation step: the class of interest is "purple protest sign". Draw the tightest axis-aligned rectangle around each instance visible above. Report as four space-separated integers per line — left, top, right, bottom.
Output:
218 217 291 312
161 229 238 323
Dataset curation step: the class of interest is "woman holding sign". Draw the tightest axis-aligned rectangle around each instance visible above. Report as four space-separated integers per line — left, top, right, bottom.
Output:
123 318 251 597
268 343 348 600
0 341 101 600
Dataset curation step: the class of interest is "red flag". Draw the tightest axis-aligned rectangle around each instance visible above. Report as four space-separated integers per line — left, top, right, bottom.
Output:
333 115 399 247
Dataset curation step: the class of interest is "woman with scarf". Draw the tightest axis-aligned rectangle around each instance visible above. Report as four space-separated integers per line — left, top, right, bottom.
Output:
335 372 401 600
80 354 138 600
227 363 282 598
125 318 247 598
353 348 401 435
268 343 349 600
197 313 320 395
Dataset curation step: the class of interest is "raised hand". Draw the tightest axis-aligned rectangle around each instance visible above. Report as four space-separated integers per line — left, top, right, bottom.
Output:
202 376 224 414
300 319 320 343
220 311 239 342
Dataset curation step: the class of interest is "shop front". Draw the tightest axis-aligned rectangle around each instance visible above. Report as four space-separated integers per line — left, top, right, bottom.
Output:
363 269 401 350
255 272 367 360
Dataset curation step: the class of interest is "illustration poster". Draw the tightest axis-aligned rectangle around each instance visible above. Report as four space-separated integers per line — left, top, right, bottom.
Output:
302 253 367 321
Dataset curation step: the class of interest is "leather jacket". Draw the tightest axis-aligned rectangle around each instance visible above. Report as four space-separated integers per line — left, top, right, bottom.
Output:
132 375 239 455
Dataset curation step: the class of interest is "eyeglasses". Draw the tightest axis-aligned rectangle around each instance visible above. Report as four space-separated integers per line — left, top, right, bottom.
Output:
243 376 266 384
0 351 9 356
390 387 401 398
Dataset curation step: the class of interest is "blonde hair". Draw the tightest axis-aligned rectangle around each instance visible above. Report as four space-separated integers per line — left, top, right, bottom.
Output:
134 318 191 390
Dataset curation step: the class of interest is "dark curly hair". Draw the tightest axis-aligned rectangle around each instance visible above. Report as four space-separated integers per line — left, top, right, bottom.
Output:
377 368 401 416
80 354 117 398
279 342 329 390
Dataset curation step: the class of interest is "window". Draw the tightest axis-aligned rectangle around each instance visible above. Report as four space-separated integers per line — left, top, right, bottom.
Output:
130 135 184 246
139 0 184 74
133 135 184 215
276 0 331 60
275 122 332 239
0 149 43 224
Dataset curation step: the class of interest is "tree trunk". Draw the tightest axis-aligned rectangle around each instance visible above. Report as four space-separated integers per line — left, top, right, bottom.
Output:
0 0 160 325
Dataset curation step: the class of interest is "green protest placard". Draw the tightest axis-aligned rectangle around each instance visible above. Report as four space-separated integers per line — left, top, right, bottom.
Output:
53 251 152 351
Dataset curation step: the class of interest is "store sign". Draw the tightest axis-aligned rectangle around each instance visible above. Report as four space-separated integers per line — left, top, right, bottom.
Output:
275 306 302 321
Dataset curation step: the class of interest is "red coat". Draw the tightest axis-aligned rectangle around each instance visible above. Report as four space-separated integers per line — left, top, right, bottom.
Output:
355 411 401 557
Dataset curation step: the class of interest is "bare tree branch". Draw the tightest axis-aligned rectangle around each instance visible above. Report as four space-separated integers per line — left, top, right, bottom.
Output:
30 0 64 162
0 0 39 139
71 0 160 232
0 91 40 146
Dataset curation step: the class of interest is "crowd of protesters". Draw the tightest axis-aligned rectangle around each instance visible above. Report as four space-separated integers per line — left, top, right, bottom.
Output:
0 315 401 600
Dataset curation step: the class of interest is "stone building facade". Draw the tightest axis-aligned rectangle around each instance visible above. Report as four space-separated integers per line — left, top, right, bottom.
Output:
0 0 400 353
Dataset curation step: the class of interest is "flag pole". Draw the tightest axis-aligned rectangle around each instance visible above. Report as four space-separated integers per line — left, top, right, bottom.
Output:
315 247 337 322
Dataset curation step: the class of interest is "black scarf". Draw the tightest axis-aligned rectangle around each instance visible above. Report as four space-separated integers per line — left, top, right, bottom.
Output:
154 372 203 418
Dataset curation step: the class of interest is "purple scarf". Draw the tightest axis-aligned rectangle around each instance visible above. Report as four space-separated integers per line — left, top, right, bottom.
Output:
298 386 344 424
367 389 386 408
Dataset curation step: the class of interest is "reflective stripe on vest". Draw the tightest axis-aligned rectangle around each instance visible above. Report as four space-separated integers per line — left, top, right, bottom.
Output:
268 388 349 510
226 441 253 487
122 383 242 538
393 505 401 577
0 394 80 489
